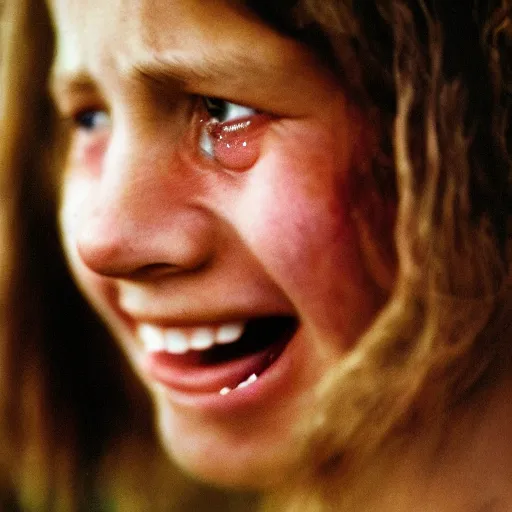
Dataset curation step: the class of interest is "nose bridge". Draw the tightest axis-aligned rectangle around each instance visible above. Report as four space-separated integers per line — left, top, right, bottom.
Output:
76 118 213 277
104 122 188 219
98 87 197 202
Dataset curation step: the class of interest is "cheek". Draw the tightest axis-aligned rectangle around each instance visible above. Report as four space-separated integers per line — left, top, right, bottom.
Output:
247 167 365 296
232 121 382 337
59 175 103 300
68 130 109 176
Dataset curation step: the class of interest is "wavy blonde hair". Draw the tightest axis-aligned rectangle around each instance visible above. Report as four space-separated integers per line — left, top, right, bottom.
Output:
247 1 512 509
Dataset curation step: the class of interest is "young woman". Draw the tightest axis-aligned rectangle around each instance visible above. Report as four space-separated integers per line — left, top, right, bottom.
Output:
1 0 511 510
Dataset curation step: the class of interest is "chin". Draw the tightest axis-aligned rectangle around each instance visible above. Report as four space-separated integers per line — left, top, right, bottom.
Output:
153 394 302 490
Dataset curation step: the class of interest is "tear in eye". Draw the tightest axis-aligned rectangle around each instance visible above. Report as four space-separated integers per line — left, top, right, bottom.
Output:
199 97 269 171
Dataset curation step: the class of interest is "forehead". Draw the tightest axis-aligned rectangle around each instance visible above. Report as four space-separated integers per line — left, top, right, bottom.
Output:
48 0 338 117
51 0 260 50
50 0 296 85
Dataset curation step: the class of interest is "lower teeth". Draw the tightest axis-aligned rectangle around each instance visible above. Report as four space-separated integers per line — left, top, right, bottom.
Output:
219 373 258 396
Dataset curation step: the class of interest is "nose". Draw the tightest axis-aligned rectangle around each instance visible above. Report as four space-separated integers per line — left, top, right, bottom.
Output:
73 124 215 279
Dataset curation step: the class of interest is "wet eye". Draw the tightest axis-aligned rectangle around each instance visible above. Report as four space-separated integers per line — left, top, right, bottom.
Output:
199 97 270 171
203 97 256 123
74 110 111 131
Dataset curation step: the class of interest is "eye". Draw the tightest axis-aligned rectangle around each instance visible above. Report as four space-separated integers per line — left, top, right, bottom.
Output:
199 97 270 171
65 109 111 171
203 97 256 123
74 109 111 131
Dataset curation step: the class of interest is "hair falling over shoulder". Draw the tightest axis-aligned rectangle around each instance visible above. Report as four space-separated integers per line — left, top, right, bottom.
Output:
0 0 511 510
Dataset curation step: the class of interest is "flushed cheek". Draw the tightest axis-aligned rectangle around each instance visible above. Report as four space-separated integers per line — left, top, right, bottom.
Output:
258 185 368 319
68 130 110 176
234 128 383 344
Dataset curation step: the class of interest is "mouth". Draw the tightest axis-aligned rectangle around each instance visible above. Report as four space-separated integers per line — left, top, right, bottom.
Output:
139 316 298 397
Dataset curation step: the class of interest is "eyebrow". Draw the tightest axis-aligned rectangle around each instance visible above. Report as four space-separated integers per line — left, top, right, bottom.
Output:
50 50 281 103
129 51 278 91
133 54 225 87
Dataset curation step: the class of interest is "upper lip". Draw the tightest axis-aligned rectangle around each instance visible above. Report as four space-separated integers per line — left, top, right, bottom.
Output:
126 314 273 329
115 287 298 336
117 284 298 328
121 306 298 330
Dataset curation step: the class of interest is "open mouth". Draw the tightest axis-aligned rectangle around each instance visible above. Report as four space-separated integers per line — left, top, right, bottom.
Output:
139 316 298 395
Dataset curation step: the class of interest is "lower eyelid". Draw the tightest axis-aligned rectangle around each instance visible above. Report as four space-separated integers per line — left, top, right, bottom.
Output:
199 113 272 171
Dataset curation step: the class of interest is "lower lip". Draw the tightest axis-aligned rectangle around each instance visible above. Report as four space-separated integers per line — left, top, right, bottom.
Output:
141 329 299 412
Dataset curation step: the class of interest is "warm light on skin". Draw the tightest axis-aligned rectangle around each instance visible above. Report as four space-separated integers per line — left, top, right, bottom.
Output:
50 0 390 488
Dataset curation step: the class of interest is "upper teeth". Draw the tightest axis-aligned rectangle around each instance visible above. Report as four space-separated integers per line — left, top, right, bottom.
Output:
138 322 246 354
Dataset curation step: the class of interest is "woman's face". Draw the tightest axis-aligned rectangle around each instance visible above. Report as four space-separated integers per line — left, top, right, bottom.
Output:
51 0 389 488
